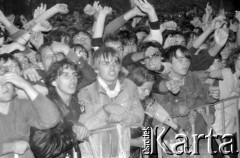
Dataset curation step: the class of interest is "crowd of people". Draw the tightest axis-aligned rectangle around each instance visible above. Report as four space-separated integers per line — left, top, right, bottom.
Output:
0 0 239 157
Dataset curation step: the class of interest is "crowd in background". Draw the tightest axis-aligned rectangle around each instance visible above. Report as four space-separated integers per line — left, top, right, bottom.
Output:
0 0 239 157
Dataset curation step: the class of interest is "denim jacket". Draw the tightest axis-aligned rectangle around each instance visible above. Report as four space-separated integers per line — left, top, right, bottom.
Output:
78 78 144 158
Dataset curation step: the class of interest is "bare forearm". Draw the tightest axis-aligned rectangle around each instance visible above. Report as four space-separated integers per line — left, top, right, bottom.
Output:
208 43 222 57
34 5 58 22
193 28 213 48
93 14 106 39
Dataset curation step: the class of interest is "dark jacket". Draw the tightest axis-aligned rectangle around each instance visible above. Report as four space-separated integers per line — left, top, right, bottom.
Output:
30 90 84 158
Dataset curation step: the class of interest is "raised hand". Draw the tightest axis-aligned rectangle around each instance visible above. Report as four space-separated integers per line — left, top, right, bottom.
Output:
145 56 162 71
134 0 155 15
34 3 47 19
0 42 25 54
235 11 240 22
3 73 30 90
205 2 213 15
99 6 112 16
210 15 226 30
83 4 96 16
54 3 69 14
32 20 52 32
144 47 159 58
22 67 41 82
214 28 229 47
166 80 180 94
132 6 146 17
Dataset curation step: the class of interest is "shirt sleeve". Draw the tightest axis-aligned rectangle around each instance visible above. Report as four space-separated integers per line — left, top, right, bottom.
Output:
189 49 215 71
23 94 60 130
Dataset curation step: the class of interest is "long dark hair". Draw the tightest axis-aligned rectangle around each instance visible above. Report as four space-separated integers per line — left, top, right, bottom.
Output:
45 59 82 93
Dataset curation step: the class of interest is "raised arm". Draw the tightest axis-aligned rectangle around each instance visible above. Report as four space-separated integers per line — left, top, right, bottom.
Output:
103 6 145 37
4 73 60 129
135 0 162 44
192 16 224 49
208 28 228 57
93 5 112 39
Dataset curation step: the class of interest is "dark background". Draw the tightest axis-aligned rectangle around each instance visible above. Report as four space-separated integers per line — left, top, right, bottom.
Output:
0 0 239 16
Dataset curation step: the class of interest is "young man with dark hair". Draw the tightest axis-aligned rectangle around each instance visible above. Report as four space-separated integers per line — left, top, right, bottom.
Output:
78 46 144 158
30 59 89 158
152 45 219 157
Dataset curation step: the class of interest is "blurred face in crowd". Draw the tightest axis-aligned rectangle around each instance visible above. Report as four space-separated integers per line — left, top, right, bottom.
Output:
142 46 162 71
220 45 231 60
73 32 92 51
52 67 78 96
123 43 137 57
74 46 88 61
0 75 14 102
95 55 121 84
171 49 190 78
0 59 21 75
173 34 186 46
41 46 65 71
137 81 154 100
105 42 124 59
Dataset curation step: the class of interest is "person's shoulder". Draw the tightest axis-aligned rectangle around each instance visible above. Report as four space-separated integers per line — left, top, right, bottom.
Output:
78 81 97 95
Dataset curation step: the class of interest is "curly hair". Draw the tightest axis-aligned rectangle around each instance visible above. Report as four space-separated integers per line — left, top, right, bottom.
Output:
45 59 82 93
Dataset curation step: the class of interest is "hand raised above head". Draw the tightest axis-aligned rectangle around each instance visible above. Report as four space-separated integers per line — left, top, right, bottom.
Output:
54 3 69 14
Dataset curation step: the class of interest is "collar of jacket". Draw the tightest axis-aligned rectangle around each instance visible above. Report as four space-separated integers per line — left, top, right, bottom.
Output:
94 77 127 97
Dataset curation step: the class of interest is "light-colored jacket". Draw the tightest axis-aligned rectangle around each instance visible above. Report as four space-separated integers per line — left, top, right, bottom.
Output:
78 78 144 158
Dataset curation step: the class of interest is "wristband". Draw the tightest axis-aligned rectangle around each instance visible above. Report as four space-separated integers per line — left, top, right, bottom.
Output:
149 21 160 30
